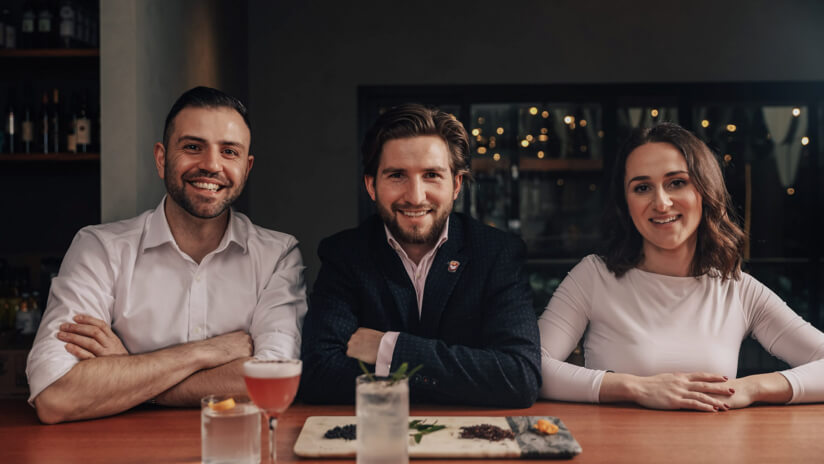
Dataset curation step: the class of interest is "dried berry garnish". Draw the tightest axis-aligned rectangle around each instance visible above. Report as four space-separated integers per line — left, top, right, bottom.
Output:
459 424 515 441
324 424 356 440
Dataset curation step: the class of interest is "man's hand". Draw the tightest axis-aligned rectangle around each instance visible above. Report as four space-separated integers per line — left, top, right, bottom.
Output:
58 315 129 360
346 327 384 364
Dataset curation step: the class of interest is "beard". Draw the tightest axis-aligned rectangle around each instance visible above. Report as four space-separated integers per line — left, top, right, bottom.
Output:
376 198 452 248
165 167 242 219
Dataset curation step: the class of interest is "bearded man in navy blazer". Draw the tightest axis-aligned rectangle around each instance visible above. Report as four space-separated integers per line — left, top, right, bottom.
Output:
300 104 541 407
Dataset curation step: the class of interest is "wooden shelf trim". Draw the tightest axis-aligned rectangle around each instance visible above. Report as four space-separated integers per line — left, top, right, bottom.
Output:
0 49 99 58
0 153 99 161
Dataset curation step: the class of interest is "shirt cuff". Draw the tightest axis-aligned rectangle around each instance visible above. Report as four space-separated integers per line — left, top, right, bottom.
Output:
375 331 400 377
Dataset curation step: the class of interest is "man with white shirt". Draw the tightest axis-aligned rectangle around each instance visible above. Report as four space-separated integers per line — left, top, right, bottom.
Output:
300 104 540 407
26 87 307 424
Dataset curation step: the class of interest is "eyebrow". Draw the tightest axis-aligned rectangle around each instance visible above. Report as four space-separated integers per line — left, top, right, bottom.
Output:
177 135 246 149
627 170 689 184
380 166 449 175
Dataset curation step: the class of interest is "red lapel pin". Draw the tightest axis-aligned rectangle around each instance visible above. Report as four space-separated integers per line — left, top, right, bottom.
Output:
448 260 460 272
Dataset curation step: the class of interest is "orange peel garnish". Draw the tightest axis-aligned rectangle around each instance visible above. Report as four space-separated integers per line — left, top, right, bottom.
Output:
208 398 236 411
533 419 559 435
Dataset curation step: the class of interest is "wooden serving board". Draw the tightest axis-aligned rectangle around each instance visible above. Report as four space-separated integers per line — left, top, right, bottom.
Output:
293 416 582 459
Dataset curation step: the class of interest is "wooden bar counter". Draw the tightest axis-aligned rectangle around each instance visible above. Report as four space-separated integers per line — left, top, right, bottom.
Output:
2 399 822 463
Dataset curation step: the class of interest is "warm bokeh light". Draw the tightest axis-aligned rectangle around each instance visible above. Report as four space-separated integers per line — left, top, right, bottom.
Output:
701 119 710 128
726 124 737 132
538 134 549 142
556 179 565 187
477 117 485 124
496 127 504 135
537 151 545 159
650 109 659 118
598 130 605 138
520 140 530 148
580 145 588 152
477 147 487 155
525 134 534 142
493 153 501 161
792 108 801 117
563 115 574 124
529 106 539 115
787 187 796 195
802 136 810 146
580 120 587 127
723 154 732 163
540 128 548 134
471 128 480 136
541 110 549 118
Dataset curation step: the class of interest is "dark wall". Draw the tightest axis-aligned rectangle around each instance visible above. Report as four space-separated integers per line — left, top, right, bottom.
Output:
247 0 824 285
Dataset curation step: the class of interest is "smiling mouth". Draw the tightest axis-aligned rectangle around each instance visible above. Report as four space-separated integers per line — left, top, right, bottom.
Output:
398 209 431 217
190 181 222 192
650 215 680 224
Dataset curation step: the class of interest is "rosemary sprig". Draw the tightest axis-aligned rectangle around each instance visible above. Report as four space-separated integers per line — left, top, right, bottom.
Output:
357 360 375 381
359 360 423 385
409 419 446 444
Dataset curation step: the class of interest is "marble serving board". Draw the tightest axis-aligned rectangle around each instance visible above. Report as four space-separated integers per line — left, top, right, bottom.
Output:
293 416 582 459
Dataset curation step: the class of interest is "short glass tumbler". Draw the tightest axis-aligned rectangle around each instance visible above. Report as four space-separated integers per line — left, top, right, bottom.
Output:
356 375 409 464
201 395 261 464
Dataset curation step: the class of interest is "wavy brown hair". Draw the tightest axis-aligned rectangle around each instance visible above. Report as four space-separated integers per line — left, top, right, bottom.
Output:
602 122 745 279
361 104 472 182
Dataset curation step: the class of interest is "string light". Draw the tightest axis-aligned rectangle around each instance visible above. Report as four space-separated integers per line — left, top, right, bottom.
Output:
541 110 549 118
792 108 801 117
538 134 549 142
701 120 710 128
650 109 659 118
801 137 810 146
471 128 480 136
787 187 796 195
493 153 501 161
529 107 539 115
726 124 737 132
723 154 732 163
540 128 548 134
580 120 587 127
556 179 565 187
496 127 504 135
525 134 534 142
563 115 574 124
537 151 545 159
477 147 487 155
598 130 605 138
520 140 530 148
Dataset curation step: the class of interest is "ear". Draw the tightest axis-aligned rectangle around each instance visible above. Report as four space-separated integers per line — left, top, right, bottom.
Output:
245 154 255 181
364 175 377 201
452 173 463 200
153 142 167 179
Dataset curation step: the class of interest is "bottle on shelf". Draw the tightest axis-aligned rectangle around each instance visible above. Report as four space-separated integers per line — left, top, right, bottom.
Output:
66 92 77 153
22 100 34 154
39 91 50 153
58 0 75 48
20 1 36 49
75 91 91 152
1 6 16 49
5 91 16 154
50 88 61 152
36 0 56 49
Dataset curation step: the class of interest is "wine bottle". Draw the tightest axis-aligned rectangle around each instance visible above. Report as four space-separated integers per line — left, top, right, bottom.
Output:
1 7 16 49
39 91 50 154
50 88 61 153
75 93 90 152
58 0 75 48
67 93 77 153
20 1 36 49
5 92 16 154
22 100 34 154
36 0 55 49
0 7 6 48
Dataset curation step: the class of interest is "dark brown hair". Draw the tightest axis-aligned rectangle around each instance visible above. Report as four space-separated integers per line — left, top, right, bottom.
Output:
361 104 472 182
602 122 745 279
163 86 250 149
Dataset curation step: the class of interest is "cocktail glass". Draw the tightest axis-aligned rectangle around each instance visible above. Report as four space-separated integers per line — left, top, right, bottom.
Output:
356 375 409 464
243 359 302 463
201 395 261 464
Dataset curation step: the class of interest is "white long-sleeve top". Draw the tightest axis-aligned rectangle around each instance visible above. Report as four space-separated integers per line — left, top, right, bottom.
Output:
538 255 824 404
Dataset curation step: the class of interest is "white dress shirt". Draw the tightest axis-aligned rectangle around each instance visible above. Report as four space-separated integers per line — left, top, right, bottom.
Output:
375 219 449 376
26 197 307 403
539 255 824 404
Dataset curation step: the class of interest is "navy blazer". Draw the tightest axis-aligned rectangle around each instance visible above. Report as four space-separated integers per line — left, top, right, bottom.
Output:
300 213 541 407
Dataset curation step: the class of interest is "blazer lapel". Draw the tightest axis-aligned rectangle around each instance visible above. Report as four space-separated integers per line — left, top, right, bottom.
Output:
419 215 468 337
373 223 420 333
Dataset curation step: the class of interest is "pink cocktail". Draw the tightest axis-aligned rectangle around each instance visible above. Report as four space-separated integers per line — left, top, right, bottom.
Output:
243 359 302 462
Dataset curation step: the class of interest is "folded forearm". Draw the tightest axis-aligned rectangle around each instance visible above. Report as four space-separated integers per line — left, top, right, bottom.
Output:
155 357 251 407
35 343 211 423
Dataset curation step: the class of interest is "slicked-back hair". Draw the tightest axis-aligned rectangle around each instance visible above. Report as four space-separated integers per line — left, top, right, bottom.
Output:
602 122 745 279
361 104 472 182
162 86 250 148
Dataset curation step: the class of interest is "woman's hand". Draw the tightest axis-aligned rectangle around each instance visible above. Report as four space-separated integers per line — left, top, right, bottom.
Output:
708 373 793 409
600 372 735 412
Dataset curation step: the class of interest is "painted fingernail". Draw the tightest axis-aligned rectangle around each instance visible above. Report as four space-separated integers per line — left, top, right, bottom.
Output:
729 388 735 394
722 376 729 380
713 406 719 411
724 403 730 409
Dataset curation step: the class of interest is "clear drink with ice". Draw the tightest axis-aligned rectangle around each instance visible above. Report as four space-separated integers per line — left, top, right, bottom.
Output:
356 375 409 464
201 395 261 464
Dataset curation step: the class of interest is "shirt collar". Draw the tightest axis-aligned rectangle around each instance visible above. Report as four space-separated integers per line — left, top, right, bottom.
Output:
142 195 248 254
384 216 450 260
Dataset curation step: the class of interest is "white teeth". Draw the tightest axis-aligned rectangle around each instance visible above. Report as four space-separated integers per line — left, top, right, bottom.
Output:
401 211 427 217
651 216 678 224
191 182 219 192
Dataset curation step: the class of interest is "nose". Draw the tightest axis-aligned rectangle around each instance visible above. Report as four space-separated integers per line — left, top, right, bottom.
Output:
197 146 222 173
405 176 426 205
652 188 673 211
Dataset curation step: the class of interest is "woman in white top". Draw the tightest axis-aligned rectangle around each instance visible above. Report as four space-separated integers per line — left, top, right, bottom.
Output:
538 122 824 411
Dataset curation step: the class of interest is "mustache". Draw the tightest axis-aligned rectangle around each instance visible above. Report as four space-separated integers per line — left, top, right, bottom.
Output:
392 202 435 210
183 169 228 183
